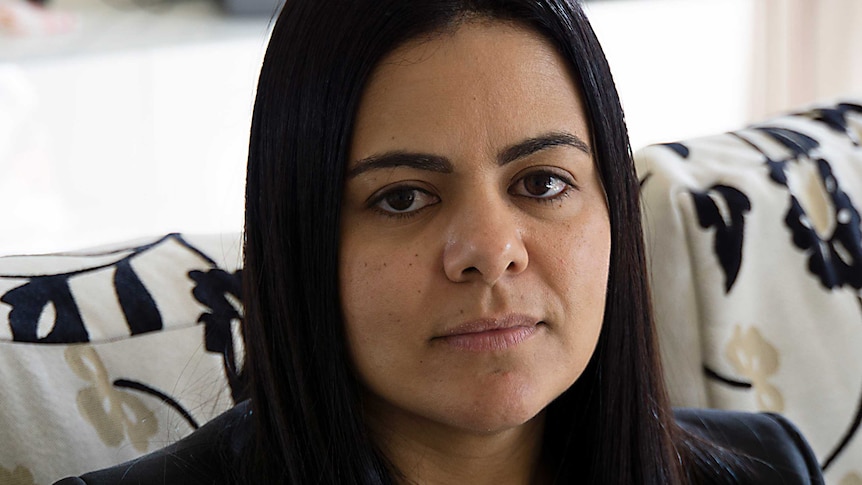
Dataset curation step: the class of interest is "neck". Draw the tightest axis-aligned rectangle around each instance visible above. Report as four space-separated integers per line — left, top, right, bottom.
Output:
366 406 548 485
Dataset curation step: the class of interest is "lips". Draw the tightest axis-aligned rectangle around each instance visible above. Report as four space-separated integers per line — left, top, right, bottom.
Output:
434 314 542 352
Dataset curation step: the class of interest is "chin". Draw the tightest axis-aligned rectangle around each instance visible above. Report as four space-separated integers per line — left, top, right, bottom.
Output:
454 408 545 435
438 374 561 434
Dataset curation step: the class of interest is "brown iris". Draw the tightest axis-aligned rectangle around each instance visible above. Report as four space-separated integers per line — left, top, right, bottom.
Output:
385 190 416 211
524 173 556 196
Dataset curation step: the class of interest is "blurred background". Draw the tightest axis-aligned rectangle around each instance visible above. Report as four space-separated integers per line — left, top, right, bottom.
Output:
1 0 860 256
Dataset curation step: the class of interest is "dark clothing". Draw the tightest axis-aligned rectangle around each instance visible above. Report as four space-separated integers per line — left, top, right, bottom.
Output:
55 401 824 484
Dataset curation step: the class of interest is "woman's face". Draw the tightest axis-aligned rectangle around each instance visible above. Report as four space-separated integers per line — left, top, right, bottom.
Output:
340 20 610 436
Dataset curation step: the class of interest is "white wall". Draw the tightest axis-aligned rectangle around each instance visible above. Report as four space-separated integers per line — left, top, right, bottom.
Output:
586 0 754 149
0 0 756 256
0 1 269 256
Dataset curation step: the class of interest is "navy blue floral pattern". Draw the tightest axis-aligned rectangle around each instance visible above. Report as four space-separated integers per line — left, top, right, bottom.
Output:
742 126 862 290
0 233 245 403
690 185 752 293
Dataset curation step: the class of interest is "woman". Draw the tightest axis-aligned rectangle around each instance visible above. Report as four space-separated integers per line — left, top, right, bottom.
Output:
58 0 823 483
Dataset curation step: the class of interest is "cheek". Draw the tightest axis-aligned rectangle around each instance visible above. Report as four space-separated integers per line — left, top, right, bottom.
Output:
544 216 611 355
340 245 427 320
545 215 610 288
338 241 433 367
340 256 397 380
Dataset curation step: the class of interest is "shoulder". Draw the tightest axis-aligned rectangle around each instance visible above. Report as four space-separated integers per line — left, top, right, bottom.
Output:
674 407 824 484
54 401 252 485
56 404 824 484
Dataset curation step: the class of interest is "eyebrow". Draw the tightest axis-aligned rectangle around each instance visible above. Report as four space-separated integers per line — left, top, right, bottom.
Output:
346 131 590 179
347 152 453 179
498 131 591 165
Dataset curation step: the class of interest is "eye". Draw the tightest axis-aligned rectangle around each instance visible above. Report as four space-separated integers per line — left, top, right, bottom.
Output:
510 170 573 199
371 186 440 216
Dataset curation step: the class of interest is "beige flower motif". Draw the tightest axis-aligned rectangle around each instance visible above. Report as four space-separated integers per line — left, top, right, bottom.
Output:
65 346 158 453
0 465 35 485
724 325 784 412
841 472 862 485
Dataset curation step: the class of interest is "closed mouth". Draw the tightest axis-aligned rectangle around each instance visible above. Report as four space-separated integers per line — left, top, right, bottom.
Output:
434 314 544 352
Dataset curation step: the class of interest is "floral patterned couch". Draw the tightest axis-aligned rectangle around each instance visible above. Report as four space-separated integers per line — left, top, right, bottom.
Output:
0 233 244 485
637 99 862 484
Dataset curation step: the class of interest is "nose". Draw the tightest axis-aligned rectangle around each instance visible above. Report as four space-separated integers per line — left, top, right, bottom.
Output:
442 203 528 285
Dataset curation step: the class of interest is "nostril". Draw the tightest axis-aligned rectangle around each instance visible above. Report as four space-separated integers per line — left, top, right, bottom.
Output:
463 267 480 275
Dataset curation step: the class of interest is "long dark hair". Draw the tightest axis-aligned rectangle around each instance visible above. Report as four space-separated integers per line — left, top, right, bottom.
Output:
242 1 715 483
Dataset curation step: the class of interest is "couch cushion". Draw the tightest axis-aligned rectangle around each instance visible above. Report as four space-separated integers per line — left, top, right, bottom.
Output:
636 100 862 483
0 233 244 485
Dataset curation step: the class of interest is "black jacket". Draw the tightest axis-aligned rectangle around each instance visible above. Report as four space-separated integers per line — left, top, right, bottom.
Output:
55 402 824 484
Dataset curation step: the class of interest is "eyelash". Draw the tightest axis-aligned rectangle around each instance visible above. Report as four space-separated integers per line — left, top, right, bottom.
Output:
509 170 577 202
368 170 577 219
368 185 439 219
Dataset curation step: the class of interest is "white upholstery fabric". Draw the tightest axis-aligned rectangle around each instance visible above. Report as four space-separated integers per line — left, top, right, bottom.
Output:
0 233 243 485
637 100 862 484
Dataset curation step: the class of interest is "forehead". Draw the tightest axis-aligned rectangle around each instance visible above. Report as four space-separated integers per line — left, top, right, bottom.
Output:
349 19 590 162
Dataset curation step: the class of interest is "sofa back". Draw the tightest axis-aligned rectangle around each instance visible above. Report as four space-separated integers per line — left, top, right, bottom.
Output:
637 100 862 484
0 233 243 485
